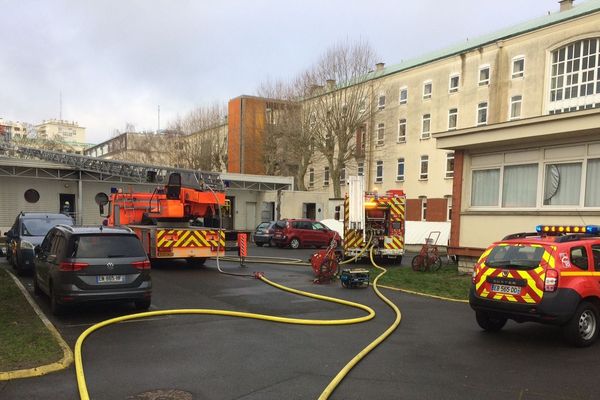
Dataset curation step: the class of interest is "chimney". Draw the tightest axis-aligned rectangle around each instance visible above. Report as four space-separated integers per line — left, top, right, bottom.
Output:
326 79 336 90
559 0 574 11
309 84 323 95
375 62 385 71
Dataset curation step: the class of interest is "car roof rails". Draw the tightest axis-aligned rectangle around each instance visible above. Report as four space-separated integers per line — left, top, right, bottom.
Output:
554 233 600 243
502 232 539 240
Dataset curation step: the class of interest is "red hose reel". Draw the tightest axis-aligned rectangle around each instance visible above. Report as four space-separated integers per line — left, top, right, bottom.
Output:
310 249 339 284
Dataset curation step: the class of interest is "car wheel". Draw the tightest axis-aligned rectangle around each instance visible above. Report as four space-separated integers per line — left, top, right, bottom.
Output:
33 272 42 296
134 299 151 311
50 286 65 316
475 311 507 332
290 238 301 249
256 242 264 247
563 302 599 347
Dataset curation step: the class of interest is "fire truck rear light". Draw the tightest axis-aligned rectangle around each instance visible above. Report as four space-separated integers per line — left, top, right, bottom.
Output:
132 260 151 270
59 262 89 271
544 269 558 292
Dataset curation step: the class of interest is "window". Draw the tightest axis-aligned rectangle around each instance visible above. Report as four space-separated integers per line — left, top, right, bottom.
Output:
376 123 385 145
512 56 525 79
544 162 582 205
448 108 458 130
423 81 432 99
358 100 367 114
510 95 522 120
399 87 408 104
24 189 40 203
502 164 538 207
378 94 386 110
420 155 429 180
570 247 589 270
356 125 367 156
309 168 314 188
397 119 406 143
471 169 500 206
324 167 330 186
449 74 460 93
548 38 600 113
477 102 488 126
421 114 431 139
357 162 364 177
375 161 383 183
421 198 427 221
479 65 490 86
593 244 600 271
340 166 346 184
396 158 405 181
585 158 600 206
446 152 455 178
447 197 453 221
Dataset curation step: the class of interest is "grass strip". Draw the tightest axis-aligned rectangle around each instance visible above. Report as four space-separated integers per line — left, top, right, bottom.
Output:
373 263 471 300
0 268 63 371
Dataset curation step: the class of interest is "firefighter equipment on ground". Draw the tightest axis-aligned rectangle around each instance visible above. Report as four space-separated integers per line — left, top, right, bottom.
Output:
411 231 442 272
340 268 370 288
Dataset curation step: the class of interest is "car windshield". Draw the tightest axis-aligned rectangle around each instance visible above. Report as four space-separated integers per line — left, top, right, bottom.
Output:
313 222 327 230
485 244 546 269
21 218 72 236
256 222 270 231
71 235 146 258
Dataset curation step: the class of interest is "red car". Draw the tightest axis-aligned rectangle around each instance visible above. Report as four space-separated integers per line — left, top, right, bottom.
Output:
272 219 340 249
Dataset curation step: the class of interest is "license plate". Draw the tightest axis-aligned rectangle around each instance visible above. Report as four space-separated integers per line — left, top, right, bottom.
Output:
97 275 124 284
491 284 520 295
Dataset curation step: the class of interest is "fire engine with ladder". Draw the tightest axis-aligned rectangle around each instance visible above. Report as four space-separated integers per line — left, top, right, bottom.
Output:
343 176 406 262
0 140 228 265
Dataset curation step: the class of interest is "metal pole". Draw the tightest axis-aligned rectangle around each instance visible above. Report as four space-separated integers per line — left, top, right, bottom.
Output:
78 173 83 225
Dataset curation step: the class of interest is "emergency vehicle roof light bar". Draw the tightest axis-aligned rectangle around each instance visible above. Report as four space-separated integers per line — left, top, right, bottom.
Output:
535 225 600 235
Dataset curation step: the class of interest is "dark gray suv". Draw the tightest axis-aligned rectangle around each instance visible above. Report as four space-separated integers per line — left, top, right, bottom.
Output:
5 212 74 275
33 225 152 315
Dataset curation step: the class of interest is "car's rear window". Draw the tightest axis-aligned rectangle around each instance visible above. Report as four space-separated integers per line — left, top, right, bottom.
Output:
21 217 73 236
485 244 546 270
71 235 146 258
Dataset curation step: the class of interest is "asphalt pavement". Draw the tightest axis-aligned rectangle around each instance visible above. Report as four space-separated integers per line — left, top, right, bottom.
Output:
1 245 600 400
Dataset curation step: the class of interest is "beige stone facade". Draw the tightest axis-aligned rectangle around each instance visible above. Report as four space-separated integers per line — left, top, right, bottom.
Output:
35 119 87 149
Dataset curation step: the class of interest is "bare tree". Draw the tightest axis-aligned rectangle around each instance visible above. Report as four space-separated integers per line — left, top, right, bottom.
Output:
166 103 228 171
303 40 381 198
257 78 316 190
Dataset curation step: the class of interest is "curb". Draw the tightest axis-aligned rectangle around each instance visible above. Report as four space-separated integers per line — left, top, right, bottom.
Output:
0 270 73 380
379 284 469 303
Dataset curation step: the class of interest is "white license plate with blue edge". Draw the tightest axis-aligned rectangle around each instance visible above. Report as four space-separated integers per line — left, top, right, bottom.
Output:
97 275 124 283
491 284 520 295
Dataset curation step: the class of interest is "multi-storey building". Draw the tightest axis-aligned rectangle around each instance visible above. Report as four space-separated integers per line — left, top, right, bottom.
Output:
0 118 28 140
35 119 88 151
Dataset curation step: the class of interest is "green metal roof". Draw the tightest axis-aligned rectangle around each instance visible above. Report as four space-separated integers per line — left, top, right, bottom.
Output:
377 0 600 80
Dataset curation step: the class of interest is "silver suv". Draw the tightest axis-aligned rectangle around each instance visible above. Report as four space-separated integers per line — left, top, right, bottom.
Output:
33 225 152 315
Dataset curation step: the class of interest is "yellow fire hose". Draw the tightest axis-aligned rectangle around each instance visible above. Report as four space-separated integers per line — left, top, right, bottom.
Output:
74 244 401 400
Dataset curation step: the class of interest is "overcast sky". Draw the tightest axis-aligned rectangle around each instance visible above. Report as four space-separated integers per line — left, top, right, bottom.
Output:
1 0 566 144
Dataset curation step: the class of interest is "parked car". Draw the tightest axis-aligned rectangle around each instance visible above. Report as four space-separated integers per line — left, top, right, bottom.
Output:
33 225 152 315
252 221 276 247
4 212 74 275
271 219 340 249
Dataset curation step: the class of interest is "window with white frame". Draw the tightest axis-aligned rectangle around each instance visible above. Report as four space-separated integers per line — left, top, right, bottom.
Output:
324 167 330 186
397 119 406 143
421 114 431 139
376 123 385 145
477 102 488 126
378 94 386 110
548 38 600 114
469 145 600 209
399 87 408 104
479 65 490 86
423 81 432 99
510 95 522 120
512 56 525 79
309 168 314 188
446 196 453 221
446 152 455 178
375 160 383 183
357 162 364 176
449 74 460 93
396 158 405 181
448 108 458 130
340 166 346 185
421 197 427 221
420 155 429 180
